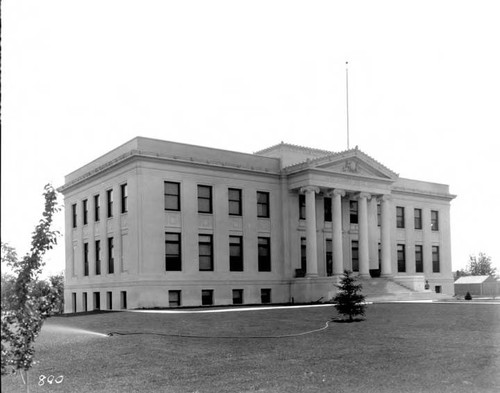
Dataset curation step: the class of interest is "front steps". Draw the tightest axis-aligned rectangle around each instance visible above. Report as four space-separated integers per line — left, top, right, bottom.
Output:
358 277 452 302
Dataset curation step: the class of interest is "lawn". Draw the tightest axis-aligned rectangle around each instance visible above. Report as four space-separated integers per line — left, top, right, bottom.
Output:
2 303 499 393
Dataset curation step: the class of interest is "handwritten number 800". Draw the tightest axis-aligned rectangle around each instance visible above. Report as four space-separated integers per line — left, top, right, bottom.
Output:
38 375 64 386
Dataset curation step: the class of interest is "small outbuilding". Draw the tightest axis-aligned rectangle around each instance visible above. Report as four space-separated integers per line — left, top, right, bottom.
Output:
454 275 499 298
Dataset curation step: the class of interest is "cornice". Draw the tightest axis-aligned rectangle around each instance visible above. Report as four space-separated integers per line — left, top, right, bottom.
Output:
391 187 457 201
58 150 281 194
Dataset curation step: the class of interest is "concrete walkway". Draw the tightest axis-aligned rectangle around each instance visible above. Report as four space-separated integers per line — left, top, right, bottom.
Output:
128 299 500 314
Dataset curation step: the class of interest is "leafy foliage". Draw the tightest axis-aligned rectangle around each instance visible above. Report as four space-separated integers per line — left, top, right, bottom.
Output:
454 253 497 279
1 184 61 377
332 270 366 322
466 253 496 276
1 273 64 315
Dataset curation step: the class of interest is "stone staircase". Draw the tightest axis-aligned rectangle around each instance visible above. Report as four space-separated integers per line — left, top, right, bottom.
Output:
358 277 452 302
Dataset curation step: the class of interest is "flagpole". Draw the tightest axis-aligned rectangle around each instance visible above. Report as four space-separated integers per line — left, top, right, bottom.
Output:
345 61 350 150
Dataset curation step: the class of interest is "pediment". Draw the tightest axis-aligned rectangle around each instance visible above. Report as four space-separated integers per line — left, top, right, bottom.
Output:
285 148 399 181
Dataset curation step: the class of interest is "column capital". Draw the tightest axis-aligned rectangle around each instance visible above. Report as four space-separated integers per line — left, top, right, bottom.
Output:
300 186 320 195
327 188 346 197
356 192 371 200
378 194 392 202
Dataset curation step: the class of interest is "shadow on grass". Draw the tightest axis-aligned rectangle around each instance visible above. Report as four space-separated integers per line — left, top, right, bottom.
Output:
331 317 365 323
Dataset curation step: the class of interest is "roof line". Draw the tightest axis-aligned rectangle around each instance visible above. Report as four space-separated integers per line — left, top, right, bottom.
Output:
254 141 335 156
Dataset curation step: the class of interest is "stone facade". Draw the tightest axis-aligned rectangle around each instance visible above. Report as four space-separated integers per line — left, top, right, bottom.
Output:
58 138 456 312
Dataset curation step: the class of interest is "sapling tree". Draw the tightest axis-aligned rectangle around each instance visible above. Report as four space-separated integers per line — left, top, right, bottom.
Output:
332 270 366 322
1 184 60 386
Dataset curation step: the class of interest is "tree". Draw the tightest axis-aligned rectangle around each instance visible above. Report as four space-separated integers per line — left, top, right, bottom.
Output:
1 184 60 386
1 272 17 311
332 270 366 322
466 253 496 276
454 269 469 280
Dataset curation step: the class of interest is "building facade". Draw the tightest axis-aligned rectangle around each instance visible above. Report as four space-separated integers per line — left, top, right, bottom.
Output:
59 137 456 312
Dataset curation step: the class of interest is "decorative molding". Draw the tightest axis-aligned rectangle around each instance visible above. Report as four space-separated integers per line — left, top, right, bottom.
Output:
377 194 392 202
357 192 372 200
283 147 399 179
166 212 182 228
342 160 359 173
327 188 346 197
300 186 320 194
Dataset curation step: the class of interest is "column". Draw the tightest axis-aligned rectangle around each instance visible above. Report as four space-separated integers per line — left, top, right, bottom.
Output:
368 197 379 270
380 195 393 277
357 192 371 277
330 189 345 275
300 186 320 277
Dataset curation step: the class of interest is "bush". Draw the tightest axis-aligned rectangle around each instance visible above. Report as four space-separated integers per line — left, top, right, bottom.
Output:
464 292 472 300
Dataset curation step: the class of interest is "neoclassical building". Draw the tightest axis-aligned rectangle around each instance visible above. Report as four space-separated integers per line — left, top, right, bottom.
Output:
59 137 455 312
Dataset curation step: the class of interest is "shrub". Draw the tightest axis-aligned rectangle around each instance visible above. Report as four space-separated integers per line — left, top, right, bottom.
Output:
332 270 366 322
464 292 472 300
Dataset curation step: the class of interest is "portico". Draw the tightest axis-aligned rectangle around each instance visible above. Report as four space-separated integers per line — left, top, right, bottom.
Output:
298 185 393 279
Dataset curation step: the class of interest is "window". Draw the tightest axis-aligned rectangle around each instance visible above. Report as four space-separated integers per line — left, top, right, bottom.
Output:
108 237 114 274
351 241 359 272
228 188 242 216
107 189 113 218
299 194 306 219
94 194 100 222
83 199 88 225
199 234 213 271
72 203 77 228
107 292 112 310
95 240 101 275
435 285 442 294
261 288 271 304
257 191 270 218
229 236 243 271
397 244 406 272
300 237 307 273
198 185 213 213
169 290 181 307
350 201 358 224
414 208 422 230
72 292 77 313
120 291 127 310
232 289 243 305
396 207 405 228
93 292 100 310
377 203 381 227
121 183 128 213
82 293 88 312
432 246 440 273
431 210 439 231
165 233 182 271
415 245 423 273
83 242 89 276
325 239 333 276
324 197 332 222
201 289 213 305
258 237 271 272
164 181 180 211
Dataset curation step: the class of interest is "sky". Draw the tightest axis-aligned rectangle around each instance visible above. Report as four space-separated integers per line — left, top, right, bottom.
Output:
2 0 499 277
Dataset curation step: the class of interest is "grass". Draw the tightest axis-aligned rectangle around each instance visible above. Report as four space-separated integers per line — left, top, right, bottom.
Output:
1 303 499 393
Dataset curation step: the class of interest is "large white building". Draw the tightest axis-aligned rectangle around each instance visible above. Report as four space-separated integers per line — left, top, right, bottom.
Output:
59 137 456 312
